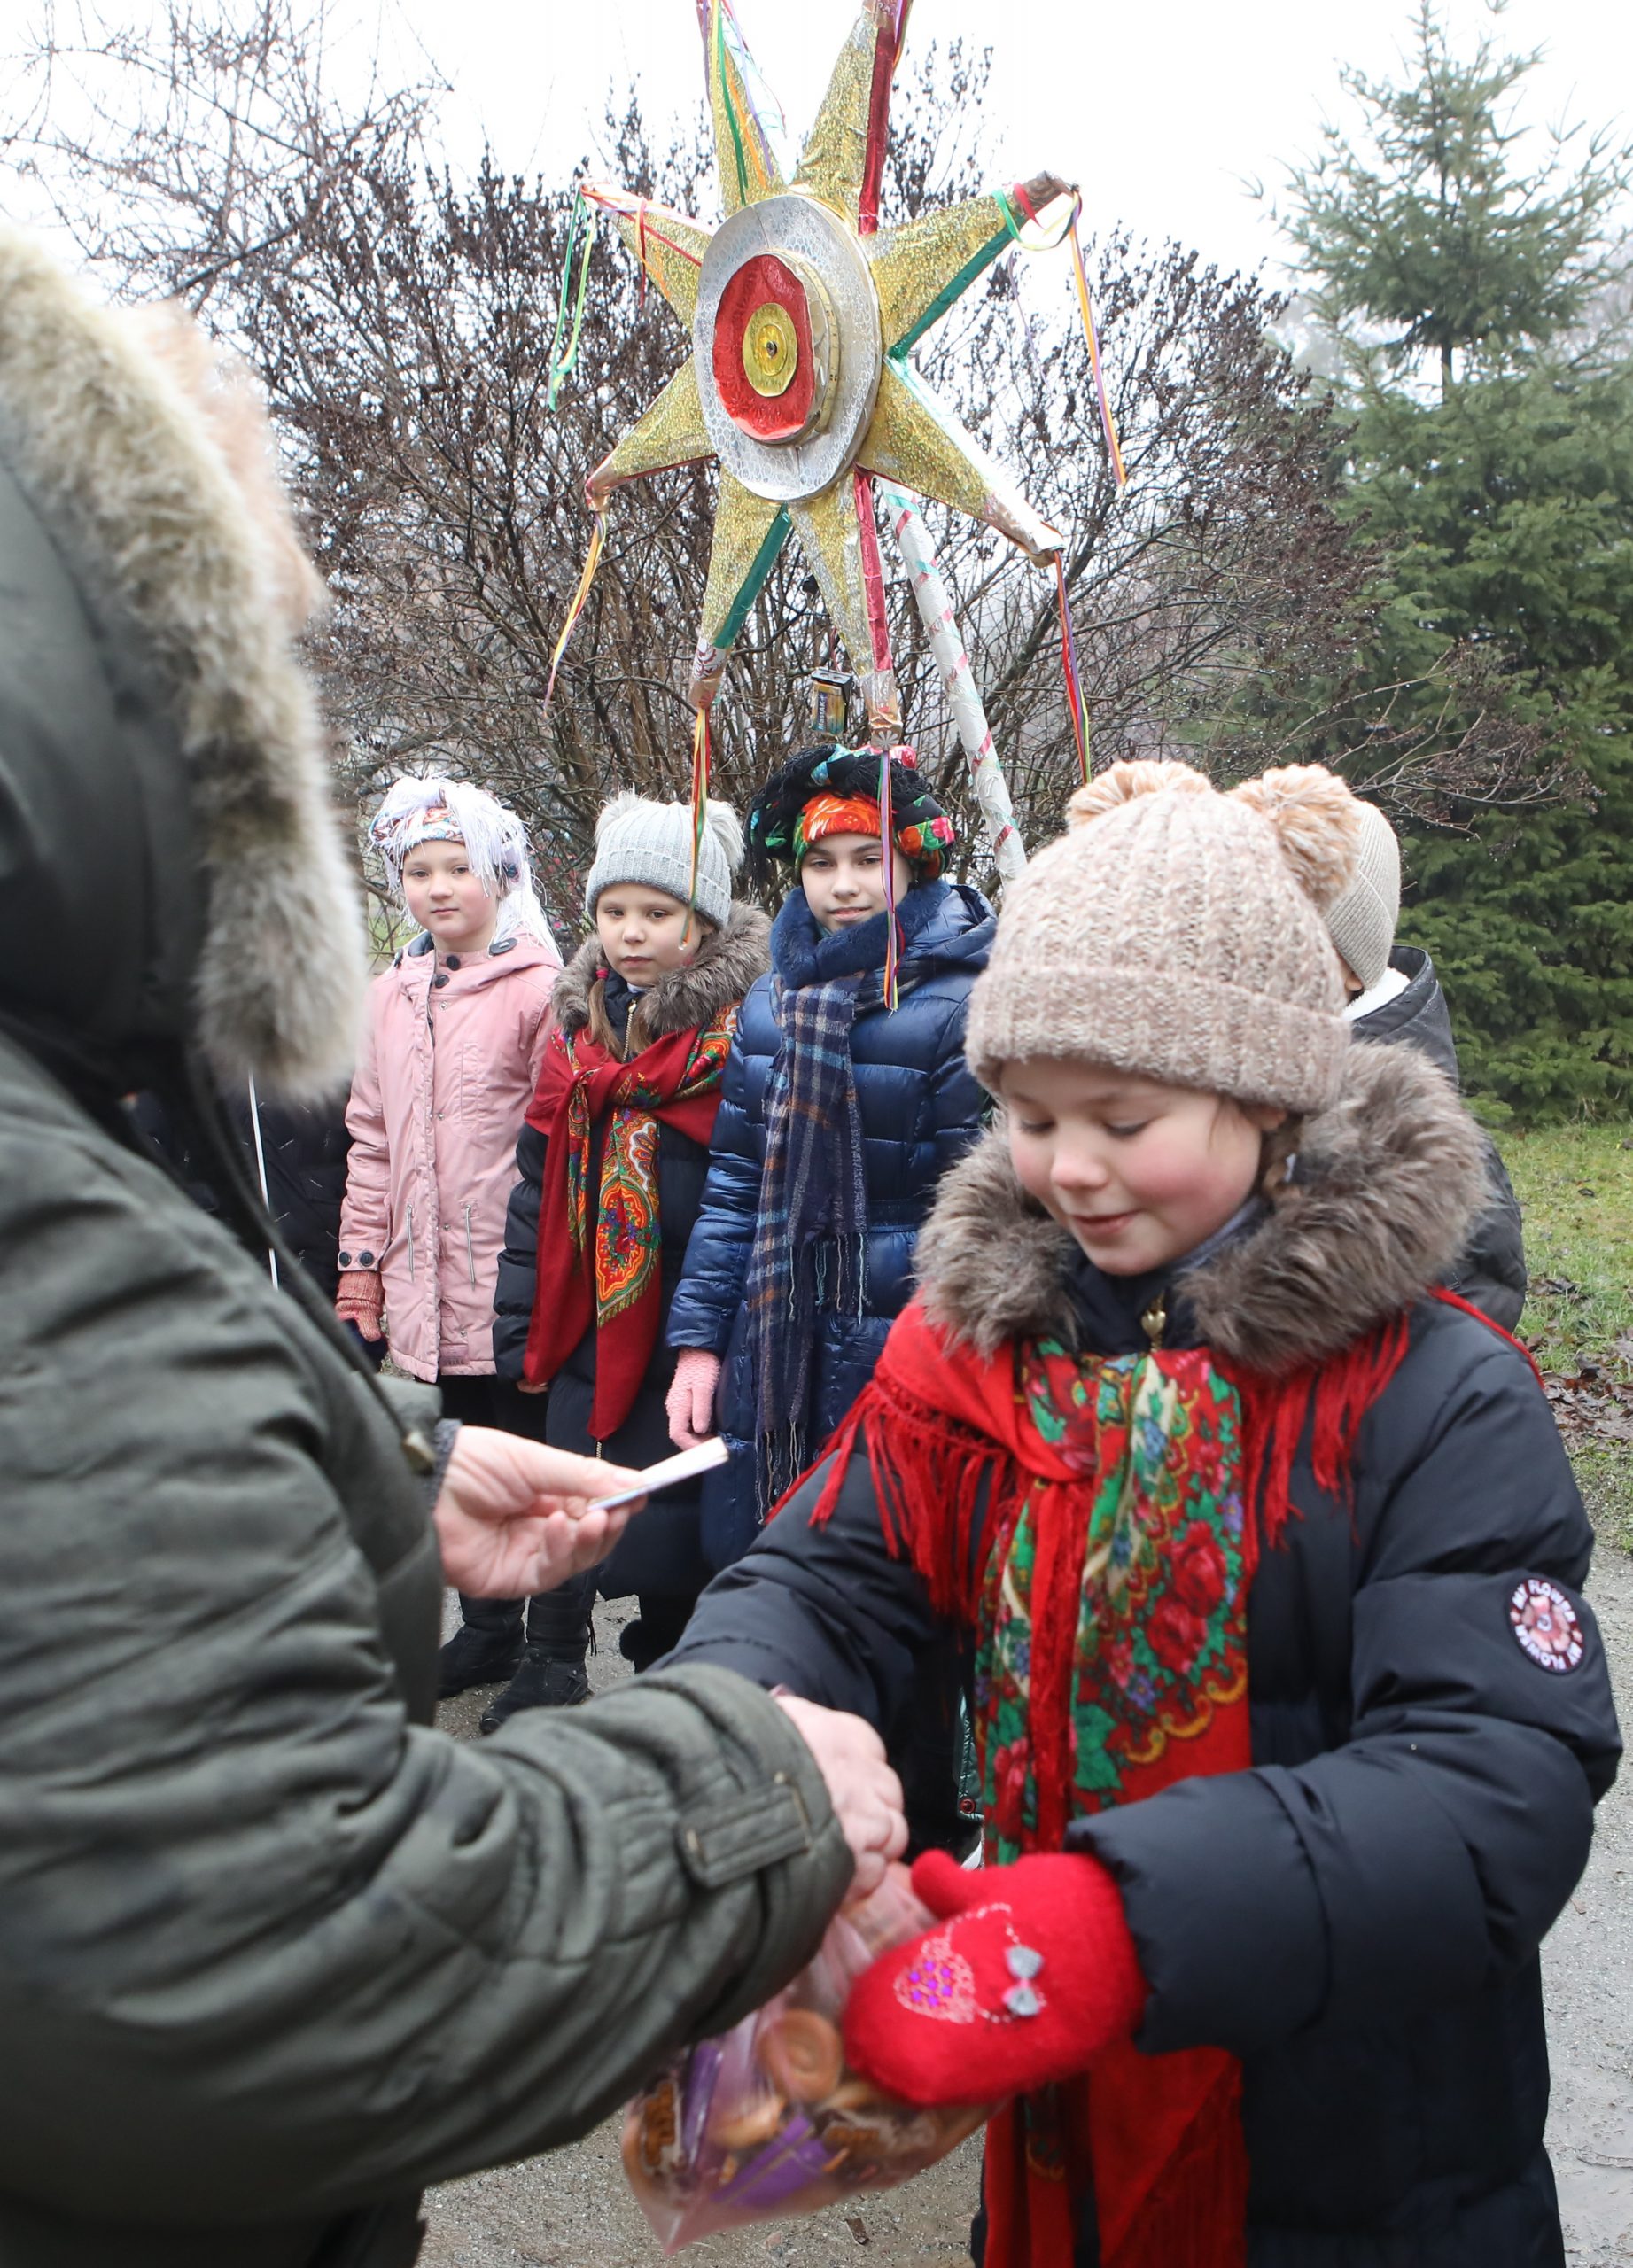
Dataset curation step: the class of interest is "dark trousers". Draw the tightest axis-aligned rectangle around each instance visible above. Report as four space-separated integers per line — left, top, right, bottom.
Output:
437 1374 597 1651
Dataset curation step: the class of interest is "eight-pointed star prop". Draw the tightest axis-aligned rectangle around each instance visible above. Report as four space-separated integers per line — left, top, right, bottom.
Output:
582 0 1069 740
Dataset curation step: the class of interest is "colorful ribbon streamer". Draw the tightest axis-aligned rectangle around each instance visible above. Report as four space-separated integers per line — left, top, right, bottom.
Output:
542 511 607 716
996 185 1127 492
877 745 900 1011
1054 553 1089 786
547 190 594 409
1068 211 1128 491
685 703 712 940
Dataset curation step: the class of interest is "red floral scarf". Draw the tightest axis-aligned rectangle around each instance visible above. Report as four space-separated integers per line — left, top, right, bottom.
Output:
523 1005 736 1433
807 1299 1411 2268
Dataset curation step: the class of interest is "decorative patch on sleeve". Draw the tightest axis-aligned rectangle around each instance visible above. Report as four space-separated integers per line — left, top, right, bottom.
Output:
1509 1578 1585 1674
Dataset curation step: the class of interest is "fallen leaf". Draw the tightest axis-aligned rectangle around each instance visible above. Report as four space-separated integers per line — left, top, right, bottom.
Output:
846 2215 871 2246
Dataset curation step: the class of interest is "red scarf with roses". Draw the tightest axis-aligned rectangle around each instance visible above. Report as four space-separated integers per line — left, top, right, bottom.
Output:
806 1297 1411 2268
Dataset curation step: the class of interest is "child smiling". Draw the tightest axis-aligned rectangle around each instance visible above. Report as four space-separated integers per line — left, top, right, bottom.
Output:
668 759 1621 2268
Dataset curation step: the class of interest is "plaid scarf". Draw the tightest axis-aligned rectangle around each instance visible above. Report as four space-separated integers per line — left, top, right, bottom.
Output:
744 894 886 1504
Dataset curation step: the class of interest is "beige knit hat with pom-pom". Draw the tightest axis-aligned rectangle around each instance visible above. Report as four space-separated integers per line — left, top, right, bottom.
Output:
966 759 1362 1112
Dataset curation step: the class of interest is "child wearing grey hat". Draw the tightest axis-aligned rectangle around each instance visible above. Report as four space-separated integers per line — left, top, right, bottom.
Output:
1325 796 1527 1328
475 793 770 1728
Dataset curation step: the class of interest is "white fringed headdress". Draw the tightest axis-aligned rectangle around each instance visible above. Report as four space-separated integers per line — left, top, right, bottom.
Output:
369 776 556 948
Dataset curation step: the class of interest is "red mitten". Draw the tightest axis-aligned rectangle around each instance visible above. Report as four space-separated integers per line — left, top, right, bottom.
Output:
843 1848 1147 2106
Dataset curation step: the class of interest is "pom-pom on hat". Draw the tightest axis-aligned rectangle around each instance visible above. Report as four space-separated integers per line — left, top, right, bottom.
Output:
967 759 1363 1113
746 743 956 887
583 792 744 932
369 775 555 947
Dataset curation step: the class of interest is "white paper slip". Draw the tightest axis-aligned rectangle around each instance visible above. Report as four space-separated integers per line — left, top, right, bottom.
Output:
587 1435 731 1513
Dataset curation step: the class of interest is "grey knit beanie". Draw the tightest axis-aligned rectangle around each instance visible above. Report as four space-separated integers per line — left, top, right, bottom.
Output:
968 761 1362 1113
583 792 744 931
1322 797 1401 992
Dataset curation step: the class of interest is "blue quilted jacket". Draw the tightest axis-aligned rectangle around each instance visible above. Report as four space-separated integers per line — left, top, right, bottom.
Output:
667 878 994 1568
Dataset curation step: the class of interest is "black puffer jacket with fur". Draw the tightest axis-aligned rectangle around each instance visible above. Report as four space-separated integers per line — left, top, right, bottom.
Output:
668 1045 1621 2268
493 908 770 1602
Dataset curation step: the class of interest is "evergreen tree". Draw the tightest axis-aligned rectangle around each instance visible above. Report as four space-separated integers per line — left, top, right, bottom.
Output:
1280 5 1633 1117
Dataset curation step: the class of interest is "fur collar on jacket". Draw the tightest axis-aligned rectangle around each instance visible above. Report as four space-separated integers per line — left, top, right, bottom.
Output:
553 901 770 1044
914 1042 1489 1377
0 229 364 1098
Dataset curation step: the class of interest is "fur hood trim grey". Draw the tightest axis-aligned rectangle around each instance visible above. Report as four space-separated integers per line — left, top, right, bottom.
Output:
916 1042 1489 1377
0 231 364 1097
553 901 770 1040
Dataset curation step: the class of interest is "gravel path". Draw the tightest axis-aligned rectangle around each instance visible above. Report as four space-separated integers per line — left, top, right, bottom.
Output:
423 1546 1633 2268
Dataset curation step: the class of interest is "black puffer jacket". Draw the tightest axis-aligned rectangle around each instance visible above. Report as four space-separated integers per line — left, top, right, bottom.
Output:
1353 944 1527 1328
493 907 769 1601
669 1045 1621 2267
227 1092 352 1303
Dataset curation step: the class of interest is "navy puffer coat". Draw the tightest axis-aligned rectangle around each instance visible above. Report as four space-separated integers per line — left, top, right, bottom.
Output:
667 879 994 1568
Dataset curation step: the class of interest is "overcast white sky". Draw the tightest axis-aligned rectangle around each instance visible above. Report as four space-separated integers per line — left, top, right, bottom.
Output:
370 0 1633 285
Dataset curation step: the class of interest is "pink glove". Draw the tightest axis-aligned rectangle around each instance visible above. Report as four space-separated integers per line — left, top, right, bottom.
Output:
842 1848 1147 2106
335 1269 385 1344
665 1348 722 1449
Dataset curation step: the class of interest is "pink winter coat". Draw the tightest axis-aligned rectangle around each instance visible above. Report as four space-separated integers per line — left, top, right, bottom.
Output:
340 933 560 1380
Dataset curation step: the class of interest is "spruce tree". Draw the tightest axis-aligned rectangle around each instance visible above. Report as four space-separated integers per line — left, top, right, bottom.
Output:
1280 5 1633 1117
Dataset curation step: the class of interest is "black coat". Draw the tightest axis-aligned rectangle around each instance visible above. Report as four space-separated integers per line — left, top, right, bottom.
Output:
668 1045 1621 2267
1353 945 1527 1328
228 1092 352 1305
493 907 770 1604
125 1090 351 1306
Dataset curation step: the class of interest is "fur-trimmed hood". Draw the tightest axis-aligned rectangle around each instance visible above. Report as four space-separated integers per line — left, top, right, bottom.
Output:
915 1042 1489 1376
0 230 364 1097
553 901 770 1040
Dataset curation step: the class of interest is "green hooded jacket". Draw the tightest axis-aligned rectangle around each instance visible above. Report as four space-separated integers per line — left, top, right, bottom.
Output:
0 232 851 2267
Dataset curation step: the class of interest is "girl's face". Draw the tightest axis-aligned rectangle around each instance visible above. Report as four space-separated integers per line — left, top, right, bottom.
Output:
401 837 499 955
999 1058 1286 1278
799 832 914 932
595 886 705 983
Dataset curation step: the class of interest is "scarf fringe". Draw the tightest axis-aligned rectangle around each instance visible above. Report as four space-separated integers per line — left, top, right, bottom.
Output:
1229 1313 1411 1557
1097 2062 1249 2268
800 1375 1020 1624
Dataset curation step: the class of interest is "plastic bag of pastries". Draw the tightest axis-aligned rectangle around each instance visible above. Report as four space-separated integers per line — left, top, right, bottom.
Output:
622 1863 993 2252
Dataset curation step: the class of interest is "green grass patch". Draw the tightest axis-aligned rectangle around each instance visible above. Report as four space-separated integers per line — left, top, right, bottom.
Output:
1502 1121 1633 1551
1504 1122 1633 1371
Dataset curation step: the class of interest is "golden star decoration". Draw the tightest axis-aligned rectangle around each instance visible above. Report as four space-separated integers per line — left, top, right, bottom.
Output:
583 0 1067 731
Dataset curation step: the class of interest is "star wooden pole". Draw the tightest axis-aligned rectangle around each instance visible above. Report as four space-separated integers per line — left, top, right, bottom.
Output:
881 483 1028 885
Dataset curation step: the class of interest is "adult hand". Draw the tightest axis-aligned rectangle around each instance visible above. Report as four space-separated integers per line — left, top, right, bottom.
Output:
774 1693 906 1898
434 1427 644 1598
335 1268 385 1344
666 1348 722 1450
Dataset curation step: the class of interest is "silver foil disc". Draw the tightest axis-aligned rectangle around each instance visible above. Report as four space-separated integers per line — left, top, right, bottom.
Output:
694 191 883 504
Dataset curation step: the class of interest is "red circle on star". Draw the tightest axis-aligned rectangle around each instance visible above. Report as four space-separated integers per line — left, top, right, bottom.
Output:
712 253 818 440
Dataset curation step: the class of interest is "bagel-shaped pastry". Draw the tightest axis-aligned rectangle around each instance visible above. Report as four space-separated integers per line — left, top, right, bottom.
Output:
758 2008 845 2104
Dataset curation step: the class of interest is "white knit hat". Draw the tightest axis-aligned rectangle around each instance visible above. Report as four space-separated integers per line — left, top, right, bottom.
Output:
968 761 1362 1114
584 793 744 931
1322 798 1401 992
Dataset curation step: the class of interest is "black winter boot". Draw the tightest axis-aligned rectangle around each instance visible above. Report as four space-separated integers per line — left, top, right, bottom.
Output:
478 1641 591 1731
438 1597 525 1697
478 1573 596 1734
